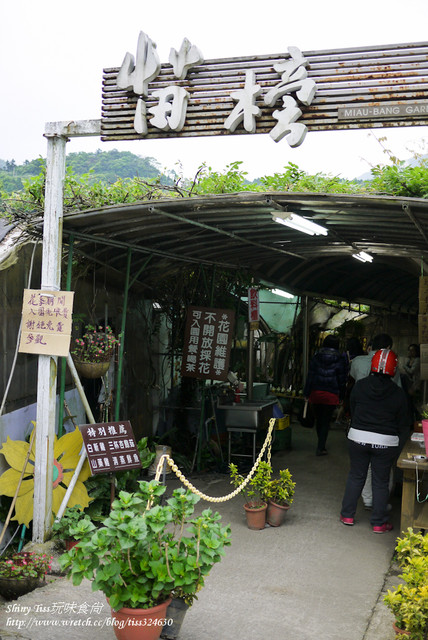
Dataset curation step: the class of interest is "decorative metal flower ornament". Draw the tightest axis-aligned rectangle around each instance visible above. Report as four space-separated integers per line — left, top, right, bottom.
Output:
0 424 91 527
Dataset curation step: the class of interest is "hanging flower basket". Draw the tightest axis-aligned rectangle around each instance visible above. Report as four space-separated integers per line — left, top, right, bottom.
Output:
0 552 52 599
70 324 119 379
72 359 111 379
0 575 44 599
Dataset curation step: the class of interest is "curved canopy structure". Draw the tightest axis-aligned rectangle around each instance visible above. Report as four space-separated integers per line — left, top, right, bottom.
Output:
62 191 428 312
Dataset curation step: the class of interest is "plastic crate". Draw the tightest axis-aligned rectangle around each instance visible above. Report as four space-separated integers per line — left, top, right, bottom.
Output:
276 415 290 430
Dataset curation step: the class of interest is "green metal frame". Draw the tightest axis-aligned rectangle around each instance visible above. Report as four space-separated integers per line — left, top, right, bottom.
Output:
58 235 75 436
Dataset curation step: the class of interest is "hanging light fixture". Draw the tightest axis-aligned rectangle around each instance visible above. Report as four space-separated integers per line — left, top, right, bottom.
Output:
271 288 295 299
271 212 328 236
352 251 373 263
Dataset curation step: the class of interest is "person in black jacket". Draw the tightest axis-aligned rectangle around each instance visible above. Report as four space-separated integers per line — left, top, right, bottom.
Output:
340 349 408 533
303 335 348 456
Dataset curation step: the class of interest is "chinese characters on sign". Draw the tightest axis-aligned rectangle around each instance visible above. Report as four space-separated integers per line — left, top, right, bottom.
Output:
80 421 141 475
18 290 74 357
117 32 203 136
116 32 315 148
248 288 260 324
181 306 235 381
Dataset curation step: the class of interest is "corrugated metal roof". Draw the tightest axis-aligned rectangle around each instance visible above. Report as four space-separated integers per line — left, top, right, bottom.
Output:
62 191 428 312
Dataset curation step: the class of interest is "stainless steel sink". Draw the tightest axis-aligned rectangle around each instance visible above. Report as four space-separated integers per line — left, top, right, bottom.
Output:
217 399 276 429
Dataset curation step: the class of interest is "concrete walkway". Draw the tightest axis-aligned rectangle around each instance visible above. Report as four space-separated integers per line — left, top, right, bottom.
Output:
0 422 401 640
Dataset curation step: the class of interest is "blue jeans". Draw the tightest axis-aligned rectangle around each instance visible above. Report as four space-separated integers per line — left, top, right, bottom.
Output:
341 440 399 526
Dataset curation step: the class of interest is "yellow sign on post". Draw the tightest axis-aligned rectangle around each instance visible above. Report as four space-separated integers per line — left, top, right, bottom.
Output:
18 289 74 357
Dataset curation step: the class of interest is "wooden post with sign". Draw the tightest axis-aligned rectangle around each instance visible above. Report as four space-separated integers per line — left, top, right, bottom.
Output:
32 120 100 542
33 134 68 543
247 288 260 402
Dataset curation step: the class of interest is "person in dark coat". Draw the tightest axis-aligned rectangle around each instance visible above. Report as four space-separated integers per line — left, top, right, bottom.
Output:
303 335 348 456
340 349 408 533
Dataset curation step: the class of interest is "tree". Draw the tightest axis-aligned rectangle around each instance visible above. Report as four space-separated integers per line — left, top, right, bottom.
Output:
369 160 428 198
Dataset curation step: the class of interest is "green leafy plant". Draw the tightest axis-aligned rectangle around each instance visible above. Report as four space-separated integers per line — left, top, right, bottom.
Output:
0 552 52 579
71 324 120 363
51 505 94 540
394 527 428 566
194 161 251 194
384 528 428 639
59 480 231 611
264 469 296 507
84 437 155 522
229 461 272 508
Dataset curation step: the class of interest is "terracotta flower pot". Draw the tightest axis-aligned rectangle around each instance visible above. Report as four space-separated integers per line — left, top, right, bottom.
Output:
243 502 267 530
266 500 290 527
392 621 411 636
65 539 78 551
110 598 172 640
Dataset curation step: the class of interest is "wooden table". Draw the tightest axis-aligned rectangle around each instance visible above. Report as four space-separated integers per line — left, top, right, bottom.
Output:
396 438 428 534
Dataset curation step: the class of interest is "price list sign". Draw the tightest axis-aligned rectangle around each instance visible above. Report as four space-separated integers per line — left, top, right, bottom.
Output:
80 421 141 475
181 306 235 381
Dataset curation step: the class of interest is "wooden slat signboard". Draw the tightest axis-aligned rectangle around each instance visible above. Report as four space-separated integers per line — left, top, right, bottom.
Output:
102 34 428 146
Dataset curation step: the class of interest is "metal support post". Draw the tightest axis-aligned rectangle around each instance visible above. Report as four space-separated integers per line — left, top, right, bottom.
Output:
115 248 132 421
58 235 74 437
247 323 255 402
302 296 309 384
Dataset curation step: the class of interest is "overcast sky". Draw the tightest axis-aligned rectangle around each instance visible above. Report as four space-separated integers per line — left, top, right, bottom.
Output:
1 0 428 180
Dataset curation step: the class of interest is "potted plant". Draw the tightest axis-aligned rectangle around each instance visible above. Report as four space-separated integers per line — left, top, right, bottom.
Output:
51 504 95 550
59 479 231 640
384 527 428 638
229 461 272 530
71 323 120 379
265 469 296 527
0 551 52 599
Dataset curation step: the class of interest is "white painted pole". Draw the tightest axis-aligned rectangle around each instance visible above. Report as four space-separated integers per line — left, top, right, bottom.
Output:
54 445 86 522
33 134 67 542
66 354 97 424
54 356 96 523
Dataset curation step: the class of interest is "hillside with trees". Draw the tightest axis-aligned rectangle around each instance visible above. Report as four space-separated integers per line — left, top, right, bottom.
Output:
0 149 175 193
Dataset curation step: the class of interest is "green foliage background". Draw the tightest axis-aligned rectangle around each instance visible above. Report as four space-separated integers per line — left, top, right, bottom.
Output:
1 144 428 226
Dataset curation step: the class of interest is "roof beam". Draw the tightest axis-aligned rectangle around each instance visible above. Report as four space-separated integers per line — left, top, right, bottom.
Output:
148 206 305 260
402 203 428 248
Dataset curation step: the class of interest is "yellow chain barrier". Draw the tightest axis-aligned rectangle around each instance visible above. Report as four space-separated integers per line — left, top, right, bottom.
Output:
153 417 276 502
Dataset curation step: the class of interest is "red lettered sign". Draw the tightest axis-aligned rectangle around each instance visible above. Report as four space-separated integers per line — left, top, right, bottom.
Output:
248 288 260 323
